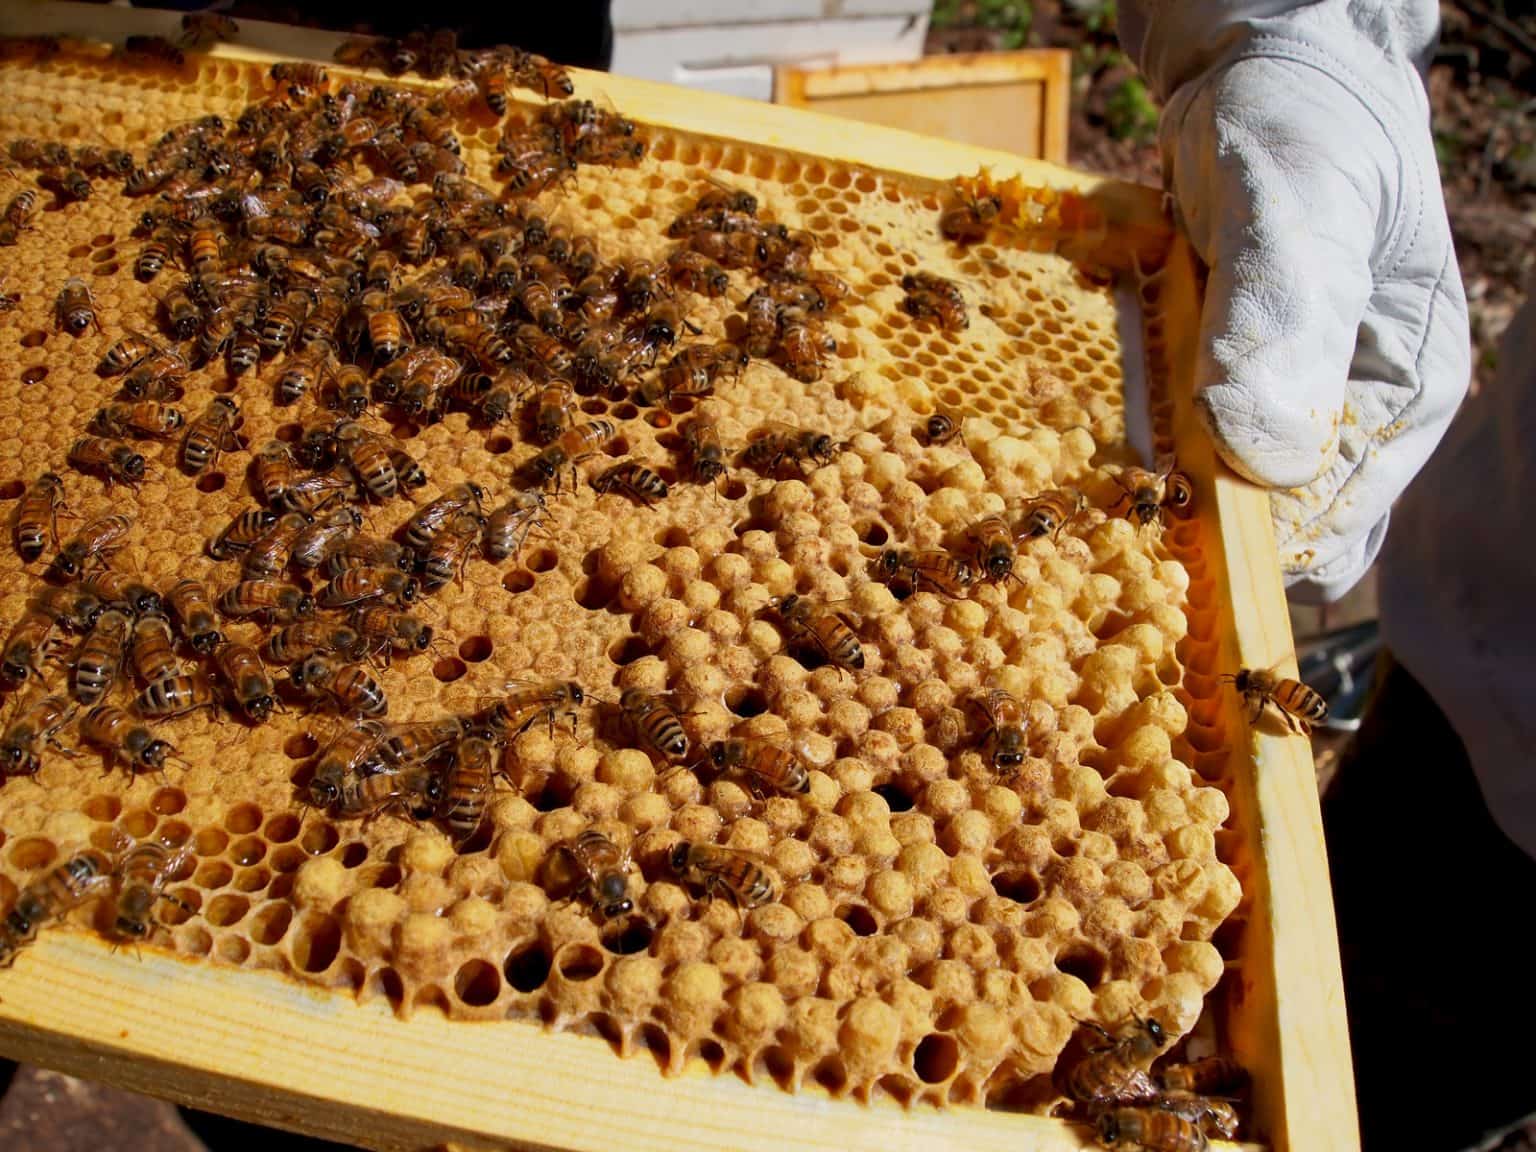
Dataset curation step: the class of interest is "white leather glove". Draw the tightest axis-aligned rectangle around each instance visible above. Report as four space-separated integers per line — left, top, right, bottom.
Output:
1117 1 1471 600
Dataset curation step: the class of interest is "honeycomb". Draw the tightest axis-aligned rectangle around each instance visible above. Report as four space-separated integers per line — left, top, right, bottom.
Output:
0 45 1240 1112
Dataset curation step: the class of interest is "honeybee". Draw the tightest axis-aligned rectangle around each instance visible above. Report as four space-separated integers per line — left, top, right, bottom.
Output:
592 461 669 507
250 441 296 508
362 291 409 362
691 229 766 271
439 734 494 843
55 277 101 336
1156 1057 1248 1098
276 471 360 517
129 614 182 686
667 250 730 297
966 515 1019 584
669 842 781 910
1017 488 1087 541
777 309 836 383
706 738 810 797
218 579 314 624
525 379 574 445
482 491 547 562
291 654 387 717
351 607 433 660
675 418 726 491
81 704 185 774
39 165 92 205
133 674 215 720
318 567 417 609
240 511 310 578
527 420 617 493
135 230 175 282
98 332 159 376
215 641 278 723
970 688 1028 774
509 48 573 98
124 349 189 401
31 586 103 634
270 61 329 91
774 594 864 673
939 189 1002 244
901 272 967 332
93 401 184 440
620 689 689 762
68 436 146 489
334 765 442 822
109 838 193 943
740 424 840 476
907 385 967 443
50 514 131 581
2 610 57 684
642 343 746 405
307 719 386 800
1147 1093 1240 1141
332 422 397 502
166 579 222 654
552 829 635 920
327 536 415 577
0 693 75 777
1 188 38 243
208 508 278 562
13 472 65 563
418 511 483 593
1112 460 1194 529
72 609 130 707
322 363 371 419
376 716 466 774
82 570 160 618
181 396 241 474
1094 1107 1207 1152
518 322 575 378
480 680 586 742
874 549 977 599
273 347 323 406
291 506 363 572
1223 666 1328 735
158 282 201 342
1065 1017 1167 1104
384 476 475 548
0 850 111 967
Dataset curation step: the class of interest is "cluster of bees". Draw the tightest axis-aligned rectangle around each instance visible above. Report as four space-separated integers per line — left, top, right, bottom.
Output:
1062 1016 1250 1150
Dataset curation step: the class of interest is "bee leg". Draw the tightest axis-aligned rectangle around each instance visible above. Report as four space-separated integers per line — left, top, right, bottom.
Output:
158 891 196 915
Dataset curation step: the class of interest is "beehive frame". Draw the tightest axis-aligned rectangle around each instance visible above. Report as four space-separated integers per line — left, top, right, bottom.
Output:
0 24 1355 1152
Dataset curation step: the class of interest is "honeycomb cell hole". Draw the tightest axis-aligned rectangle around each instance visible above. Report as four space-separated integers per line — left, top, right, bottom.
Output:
454 959 502 1007
292 914 342 974
913 1033 960 1084
505 943 552 993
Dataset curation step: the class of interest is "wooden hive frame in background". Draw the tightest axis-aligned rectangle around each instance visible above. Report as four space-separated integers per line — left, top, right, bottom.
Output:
0 25 1355 1152
774 51 1072 166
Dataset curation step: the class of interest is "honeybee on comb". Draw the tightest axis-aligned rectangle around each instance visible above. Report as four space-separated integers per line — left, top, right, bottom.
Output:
1112 459 1193 530
1223 665 1328 735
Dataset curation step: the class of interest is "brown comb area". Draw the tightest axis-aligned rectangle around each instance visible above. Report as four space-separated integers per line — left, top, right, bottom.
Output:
0 48 1236 1108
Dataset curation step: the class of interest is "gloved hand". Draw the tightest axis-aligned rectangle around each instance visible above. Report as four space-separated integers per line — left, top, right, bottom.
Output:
1117 1 1471 600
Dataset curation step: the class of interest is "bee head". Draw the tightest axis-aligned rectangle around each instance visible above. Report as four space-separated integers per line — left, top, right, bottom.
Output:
308 776 340 808
707 742 730 769
1095 1111 1120 1144
668 842 692 876
114 917 150 940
